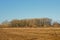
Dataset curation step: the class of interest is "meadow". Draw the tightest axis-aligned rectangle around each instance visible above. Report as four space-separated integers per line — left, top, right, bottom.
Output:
0 28 60 40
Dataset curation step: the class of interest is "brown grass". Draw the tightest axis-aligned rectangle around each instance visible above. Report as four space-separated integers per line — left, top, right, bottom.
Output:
0 28 60 40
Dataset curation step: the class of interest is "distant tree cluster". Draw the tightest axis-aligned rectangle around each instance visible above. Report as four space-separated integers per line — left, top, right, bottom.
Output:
0 18 60 28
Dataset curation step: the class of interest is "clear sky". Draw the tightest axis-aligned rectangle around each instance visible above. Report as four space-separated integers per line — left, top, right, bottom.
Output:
0 0 60 23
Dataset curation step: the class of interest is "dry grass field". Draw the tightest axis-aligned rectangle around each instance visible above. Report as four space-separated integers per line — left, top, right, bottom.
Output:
0 28 60 40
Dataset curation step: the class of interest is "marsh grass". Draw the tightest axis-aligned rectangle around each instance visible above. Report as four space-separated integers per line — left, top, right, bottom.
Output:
0 28 60 40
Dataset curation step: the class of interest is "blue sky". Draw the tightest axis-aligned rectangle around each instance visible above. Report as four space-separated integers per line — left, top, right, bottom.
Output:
0 0 60 23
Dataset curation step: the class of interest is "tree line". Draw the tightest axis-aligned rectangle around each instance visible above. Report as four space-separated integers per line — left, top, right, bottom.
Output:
0 18 60 28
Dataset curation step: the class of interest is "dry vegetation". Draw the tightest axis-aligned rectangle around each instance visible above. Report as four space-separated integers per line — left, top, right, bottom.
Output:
0 28 60 40
0 18 60 28
0 18 60 40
